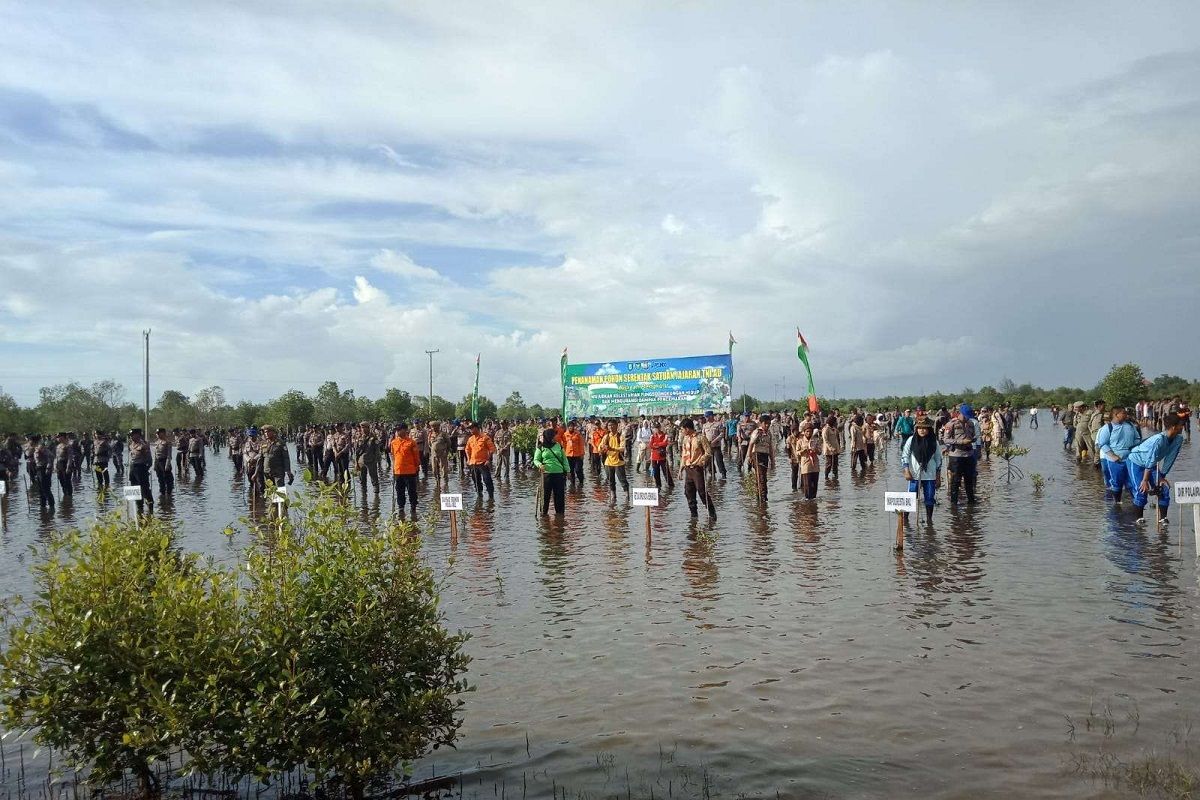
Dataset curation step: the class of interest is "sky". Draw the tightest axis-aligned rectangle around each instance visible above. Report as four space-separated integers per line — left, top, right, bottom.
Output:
0 1 1198 408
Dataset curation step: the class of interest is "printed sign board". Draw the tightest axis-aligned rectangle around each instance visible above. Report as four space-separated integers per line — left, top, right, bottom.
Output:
884 492 918 513
122 486 144 502
272 486 288 504
0 480 6 497
564 353 732 417
1173 481 1200 505
631 488 660 507
440 493 464 511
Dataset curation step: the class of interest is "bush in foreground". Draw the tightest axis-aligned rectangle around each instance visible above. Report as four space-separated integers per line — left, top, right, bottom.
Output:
1 484 471 798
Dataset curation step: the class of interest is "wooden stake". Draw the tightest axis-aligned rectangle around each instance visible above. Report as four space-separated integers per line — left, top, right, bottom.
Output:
644 506 651 545
894 511 904 551
449 509 458 547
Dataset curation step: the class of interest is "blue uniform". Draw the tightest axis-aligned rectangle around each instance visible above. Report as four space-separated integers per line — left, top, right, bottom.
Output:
1125 432 1184 512
1096 420 1140 497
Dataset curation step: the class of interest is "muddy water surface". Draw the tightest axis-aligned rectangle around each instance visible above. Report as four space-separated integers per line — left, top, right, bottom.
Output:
1 423 1197 799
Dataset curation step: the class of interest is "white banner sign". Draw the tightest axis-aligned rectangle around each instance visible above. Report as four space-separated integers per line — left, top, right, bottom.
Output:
272 486 288 504
0 480 6 497
122 486 144 501
1173 481 1200 505
440 493 464 511
885 491 918 513
631 487 660 507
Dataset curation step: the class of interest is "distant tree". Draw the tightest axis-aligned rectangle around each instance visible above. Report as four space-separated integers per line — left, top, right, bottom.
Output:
229 401 264 429
454 394 497 422
427 395 456 419
1150 374 1190 397
497 391 527 421
314 381 356 423
193 386 229 428
0 389 42 434
266 390 316 430
154 390 195 430
1099 363 1146 409
731 393 759 413
37 382 125 433
376 388 414 422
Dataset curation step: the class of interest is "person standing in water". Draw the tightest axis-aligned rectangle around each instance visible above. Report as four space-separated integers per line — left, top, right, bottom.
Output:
901 417 942 525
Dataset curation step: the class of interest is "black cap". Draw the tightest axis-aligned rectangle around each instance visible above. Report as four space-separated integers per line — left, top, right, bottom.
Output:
129 428 143 436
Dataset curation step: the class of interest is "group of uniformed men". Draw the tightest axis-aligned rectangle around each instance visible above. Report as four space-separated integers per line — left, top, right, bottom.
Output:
1 395 1190 526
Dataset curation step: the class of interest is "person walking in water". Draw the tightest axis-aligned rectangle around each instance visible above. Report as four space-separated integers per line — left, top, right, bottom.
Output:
533 428 569 516
678 418 715 519
901 417 941 525
649 422 674 490
1095 406 1140 504
598 419 630 501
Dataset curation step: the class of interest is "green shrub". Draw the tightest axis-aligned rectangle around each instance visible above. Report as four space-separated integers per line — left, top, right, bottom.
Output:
0 515 245 795
240 484 471 799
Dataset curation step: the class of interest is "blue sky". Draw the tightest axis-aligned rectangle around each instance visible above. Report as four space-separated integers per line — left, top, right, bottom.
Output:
0 1 1198 407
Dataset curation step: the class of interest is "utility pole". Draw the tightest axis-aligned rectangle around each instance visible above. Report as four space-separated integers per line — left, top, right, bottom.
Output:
143 329 151 434
425 349 440 415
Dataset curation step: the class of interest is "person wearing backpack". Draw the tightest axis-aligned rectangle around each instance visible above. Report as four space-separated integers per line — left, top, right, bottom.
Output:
1095 406 1141 504
533 428 569 515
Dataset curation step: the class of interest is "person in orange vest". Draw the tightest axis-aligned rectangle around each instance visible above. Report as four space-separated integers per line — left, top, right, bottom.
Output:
389 422 422 516
464 421 496 501
561 419 585 487
589 421 605 474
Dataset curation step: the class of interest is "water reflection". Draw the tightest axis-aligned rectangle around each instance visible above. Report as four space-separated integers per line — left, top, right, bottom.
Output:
0 426 1197 800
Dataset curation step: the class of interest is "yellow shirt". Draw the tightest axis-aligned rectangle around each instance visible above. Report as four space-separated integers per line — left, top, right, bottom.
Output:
601 432 625 467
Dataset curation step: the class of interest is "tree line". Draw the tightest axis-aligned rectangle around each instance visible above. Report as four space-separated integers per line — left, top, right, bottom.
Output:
0 380 558 434
1 365 1194 434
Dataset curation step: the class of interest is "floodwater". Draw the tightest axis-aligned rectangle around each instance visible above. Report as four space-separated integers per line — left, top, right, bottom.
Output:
1 423 1198 799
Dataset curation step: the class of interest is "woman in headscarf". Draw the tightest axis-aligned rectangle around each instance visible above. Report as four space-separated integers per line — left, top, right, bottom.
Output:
901 416 942 525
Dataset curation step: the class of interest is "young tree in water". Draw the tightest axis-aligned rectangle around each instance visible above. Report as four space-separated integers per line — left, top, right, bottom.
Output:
241 485 471 799
0 516 245 797
1099 363 1146 409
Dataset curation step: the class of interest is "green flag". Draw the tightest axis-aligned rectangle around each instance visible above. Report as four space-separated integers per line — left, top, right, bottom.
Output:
560 347 568 421
796 328 818 413
471 353 480 422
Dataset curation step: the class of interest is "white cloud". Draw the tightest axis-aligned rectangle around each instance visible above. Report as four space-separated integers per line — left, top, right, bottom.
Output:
352 275 384 303
369 249 447 282
0 4 1197 406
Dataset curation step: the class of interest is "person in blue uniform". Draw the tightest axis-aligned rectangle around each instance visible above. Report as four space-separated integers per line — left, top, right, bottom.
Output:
1125 412 1185 527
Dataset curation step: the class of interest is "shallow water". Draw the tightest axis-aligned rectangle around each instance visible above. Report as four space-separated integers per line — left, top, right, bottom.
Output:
1 424 1198 799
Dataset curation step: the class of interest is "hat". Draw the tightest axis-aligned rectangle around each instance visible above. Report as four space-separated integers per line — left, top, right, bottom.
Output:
1073 401 1084 409
247 427 259 436
915 417 934 429
129 428 143 436
704 411 714 417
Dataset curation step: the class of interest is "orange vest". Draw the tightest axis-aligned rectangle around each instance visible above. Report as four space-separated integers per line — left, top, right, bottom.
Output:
562 431 584 457
465 434 495 465
390 437 421 475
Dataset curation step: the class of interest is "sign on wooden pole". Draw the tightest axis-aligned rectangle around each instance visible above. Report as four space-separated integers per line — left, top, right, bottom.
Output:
632 487 659 544
886 491 917 550
441 493 463 544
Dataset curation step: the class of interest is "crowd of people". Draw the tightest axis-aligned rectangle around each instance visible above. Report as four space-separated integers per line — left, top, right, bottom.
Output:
0 396 1191 527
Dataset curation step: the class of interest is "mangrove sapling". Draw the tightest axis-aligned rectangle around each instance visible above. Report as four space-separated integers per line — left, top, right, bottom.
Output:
993 444 1031 483
238 482 472 800
0 514 247 797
